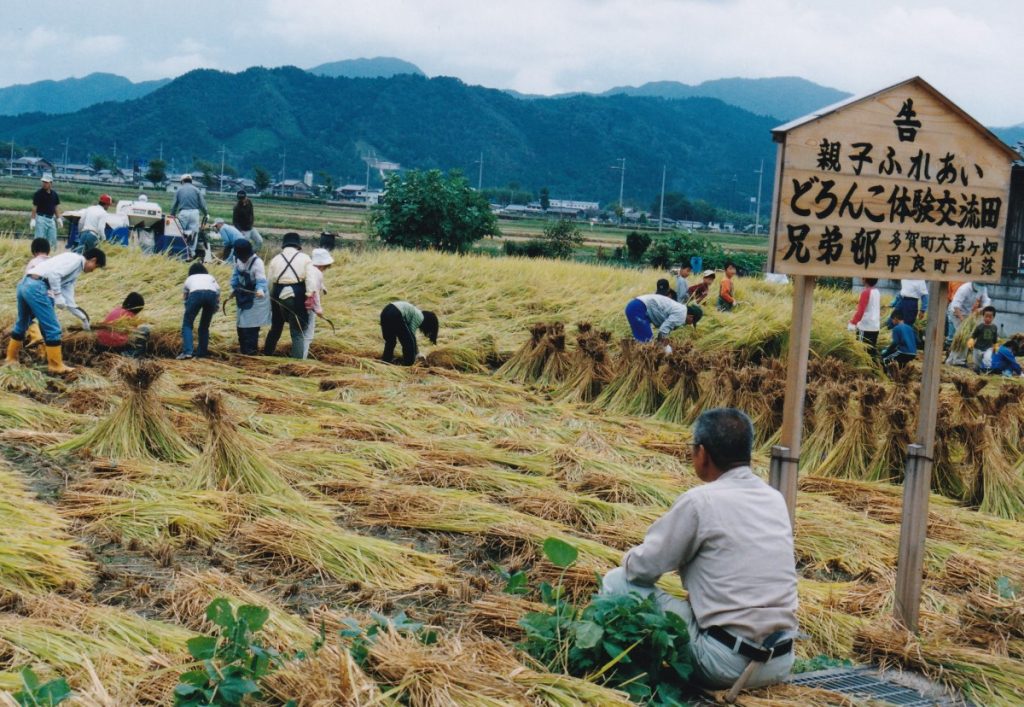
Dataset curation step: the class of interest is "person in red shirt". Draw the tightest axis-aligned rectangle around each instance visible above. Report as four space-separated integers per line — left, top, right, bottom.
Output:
687 270 716 304
96 292 150 357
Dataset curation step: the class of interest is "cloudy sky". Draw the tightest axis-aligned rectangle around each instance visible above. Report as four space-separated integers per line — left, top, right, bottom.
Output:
1 0 1020 125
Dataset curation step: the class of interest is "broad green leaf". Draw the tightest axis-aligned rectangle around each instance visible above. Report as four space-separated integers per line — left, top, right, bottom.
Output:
504 570 529 595
237 604 270 633
186 636 218 661
205 597 234 629
542 537 578 568
573 620 604 649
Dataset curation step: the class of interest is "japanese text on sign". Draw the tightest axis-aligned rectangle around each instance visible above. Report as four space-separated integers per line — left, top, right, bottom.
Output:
771 85 1013 282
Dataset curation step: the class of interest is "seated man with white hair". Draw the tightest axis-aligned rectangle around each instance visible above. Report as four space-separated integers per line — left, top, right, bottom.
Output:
602 408 798 690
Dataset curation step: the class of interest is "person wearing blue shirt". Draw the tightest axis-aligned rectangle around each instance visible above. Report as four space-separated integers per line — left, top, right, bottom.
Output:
213 219 244 262
880 310 917 371
986 336 1024 377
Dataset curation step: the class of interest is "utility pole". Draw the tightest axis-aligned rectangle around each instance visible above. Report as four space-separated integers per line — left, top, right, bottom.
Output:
658 164 666 233
279 148 286 183
8 138 13 178
365 160 371 189
754 158 765 235
62 137 69 176
613 157 626 213
159 143 163 161
219 145 226 192
476 151 483 191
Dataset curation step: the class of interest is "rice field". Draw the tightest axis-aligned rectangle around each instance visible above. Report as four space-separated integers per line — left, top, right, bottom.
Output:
0 237 1022 705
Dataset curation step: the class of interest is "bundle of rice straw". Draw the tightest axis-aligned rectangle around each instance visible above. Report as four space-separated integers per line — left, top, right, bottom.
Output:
189 390 295 496
0 364 49 396
557 325 614 404
815 383 885 480
945 312 980 366
800 383 850 472
262 644 387 706
535 331 573 387
654 345 703 425
424 346 488 373
53 360 193 462
866 394 914 482
932 409 968 501
969 422 1024 520
497 323 551 383
594 339 665 417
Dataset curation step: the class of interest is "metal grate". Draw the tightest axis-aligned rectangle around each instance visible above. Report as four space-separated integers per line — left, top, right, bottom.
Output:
788 668 947 706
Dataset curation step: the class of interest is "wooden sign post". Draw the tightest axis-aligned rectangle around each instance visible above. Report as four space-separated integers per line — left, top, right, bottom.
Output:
767 77 1017 632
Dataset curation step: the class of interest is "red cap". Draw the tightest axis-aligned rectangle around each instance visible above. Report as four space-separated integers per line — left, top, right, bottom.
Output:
99 194 112 205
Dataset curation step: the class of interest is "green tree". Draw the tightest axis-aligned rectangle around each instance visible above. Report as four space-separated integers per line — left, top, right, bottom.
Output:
145 159 167 185
193 160 217 189
539 187 550 211
252 165 271 192
372 169 499 253
90 154 113 172
543 219 583 259
317 170 335 195
625 230 652 262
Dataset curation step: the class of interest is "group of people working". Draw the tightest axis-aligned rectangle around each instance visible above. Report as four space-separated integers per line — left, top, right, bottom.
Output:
848 278 1024 377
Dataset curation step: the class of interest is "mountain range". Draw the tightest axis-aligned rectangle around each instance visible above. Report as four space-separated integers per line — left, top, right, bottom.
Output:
0 67 780 208
0 73 171 116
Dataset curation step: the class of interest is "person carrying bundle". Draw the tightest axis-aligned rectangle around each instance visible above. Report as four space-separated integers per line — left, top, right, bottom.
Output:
380 301 438 365
601 408 798 691
947 281 991 347
229 239 271 356
96 292 150 357
263 232 316 359
625 294 702 352
6 248 107 374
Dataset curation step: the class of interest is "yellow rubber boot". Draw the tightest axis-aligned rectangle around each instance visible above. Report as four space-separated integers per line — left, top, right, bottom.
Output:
4 339 22 365
44 344 74 375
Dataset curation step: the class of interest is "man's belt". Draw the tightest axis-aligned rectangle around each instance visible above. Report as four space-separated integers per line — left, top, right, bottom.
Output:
703 626 792 662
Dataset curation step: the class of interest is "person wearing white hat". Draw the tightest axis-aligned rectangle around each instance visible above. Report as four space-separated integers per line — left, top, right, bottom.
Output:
30 174 62 250
212 218 244 263
302 248 334 359
686 270 716 305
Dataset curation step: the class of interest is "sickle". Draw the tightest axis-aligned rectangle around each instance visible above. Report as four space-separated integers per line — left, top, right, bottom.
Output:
317 313 337 335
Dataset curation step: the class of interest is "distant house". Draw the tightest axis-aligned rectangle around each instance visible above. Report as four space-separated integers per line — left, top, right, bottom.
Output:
333 184 384 204
11 156 54 178
549 198 600 212
271 180 312 197
57 163 95 179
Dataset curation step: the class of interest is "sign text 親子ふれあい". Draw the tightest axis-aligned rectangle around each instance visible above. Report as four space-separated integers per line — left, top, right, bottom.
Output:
770 79 1017 282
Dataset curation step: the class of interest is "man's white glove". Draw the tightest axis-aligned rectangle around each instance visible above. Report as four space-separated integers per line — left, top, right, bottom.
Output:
29 218 36 230
54 295 67 309
847 323 857 332
79 317 90 332
663 344 673 355
415 353 426 362
57 217 64 230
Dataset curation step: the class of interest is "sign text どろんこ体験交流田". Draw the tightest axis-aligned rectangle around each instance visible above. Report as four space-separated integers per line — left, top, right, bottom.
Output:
769 78 1018 283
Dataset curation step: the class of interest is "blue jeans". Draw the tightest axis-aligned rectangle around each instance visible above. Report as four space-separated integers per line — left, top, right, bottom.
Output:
13 276 62 345
35 215 58 250
625 298 653 342
182 290 218 356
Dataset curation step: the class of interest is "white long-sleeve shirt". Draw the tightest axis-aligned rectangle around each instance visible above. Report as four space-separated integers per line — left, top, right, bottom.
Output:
79 204 109 235
622 466 798 641
27 252 86 308
948 282 991 318
900 279 929 299
267 247 317 297
637 294 690 338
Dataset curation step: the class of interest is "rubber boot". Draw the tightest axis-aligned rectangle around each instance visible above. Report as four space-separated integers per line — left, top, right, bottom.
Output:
25 322 42 349
45 344 74 374
4 339 22 365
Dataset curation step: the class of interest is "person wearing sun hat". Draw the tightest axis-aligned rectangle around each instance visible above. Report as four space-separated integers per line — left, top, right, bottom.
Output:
301 248 334 359
30 174 62 250
75 194 112 253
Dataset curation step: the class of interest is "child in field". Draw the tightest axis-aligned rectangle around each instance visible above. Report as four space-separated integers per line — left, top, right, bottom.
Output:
717 262 738 311
848 278 881 360
983 335 1024 377
96 292 150 357
655 278 676 301
880 310 917 371
23 238 52 351
687 270 715 304
969 306 998 370
178 263 219 360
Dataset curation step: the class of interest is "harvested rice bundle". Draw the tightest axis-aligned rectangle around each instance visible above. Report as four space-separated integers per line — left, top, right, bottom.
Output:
165 569 316 651
557 327 614 403
800 383 850 473
497 322 551 383
238 515 444 590
866 397 914 482
595 339 665 417
946 312 980 366
795 496 897 579
424 346 488 373
970 424 1024 520
263 644 388 707
0 364 49 396
0 389 73 431
467 593 548 638
948 375 987 423
190 390 296 497
52 360 193 461
0 464 93 594
654 347 703 425
535 332 573 387
516 672 634 706
795 579 867 658
854 622 1024 706
815 383 885 480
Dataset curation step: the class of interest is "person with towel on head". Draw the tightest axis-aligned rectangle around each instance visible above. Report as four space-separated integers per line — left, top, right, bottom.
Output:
230 239 271 355
301 248 334 359
380 301 438 365
76 194 112 253
177 263 219 360
263 232 316 359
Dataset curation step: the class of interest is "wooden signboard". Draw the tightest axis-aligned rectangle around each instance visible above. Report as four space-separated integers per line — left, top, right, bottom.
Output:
767 78 1018 633
769 77 1016 282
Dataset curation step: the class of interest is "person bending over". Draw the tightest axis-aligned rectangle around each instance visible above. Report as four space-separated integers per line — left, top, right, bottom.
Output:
380 301 438 365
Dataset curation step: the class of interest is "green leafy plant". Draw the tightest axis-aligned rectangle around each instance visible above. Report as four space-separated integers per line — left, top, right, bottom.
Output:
792 655 854 674
11 667 71 707
515 538 695 705
174 599 290 707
